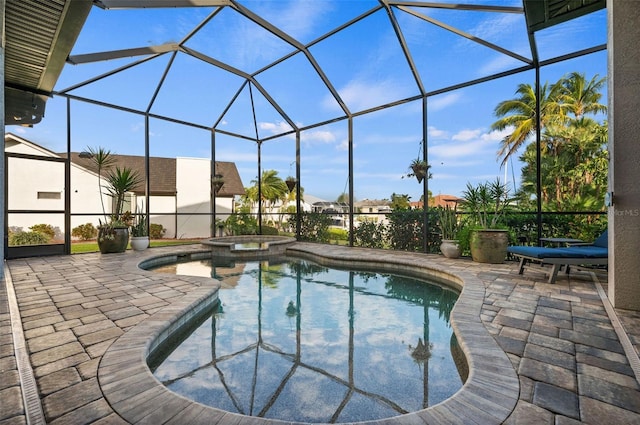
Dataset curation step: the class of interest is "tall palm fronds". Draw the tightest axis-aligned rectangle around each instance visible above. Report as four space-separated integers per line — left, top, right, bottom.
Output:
104 166 143 219
86 146 116 221
557 72 607 120
492 73 607 168
491 82 564 167
244 170 289 213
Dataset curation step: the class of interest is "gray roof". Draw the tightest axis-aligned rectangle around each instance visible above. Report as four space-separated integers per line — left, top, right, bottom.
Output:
66 153 245 197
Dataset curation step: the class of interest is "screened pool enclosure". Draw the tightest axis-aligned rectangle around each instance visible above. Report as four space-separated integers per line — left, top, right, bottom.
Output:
5 0 607 256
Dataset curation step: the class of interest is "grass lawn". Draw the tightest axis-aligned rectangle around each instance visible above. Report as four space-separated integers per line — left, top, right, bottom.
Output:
71 239 204 254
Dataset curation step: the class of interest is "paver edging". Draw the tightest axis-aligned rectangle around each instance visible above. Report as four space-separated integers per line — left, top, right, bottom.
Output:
97 243 519 424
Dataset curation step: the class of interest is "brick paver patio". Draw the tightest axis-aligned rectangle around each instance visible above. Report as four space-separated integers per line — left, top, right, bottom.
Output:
1 243 639 424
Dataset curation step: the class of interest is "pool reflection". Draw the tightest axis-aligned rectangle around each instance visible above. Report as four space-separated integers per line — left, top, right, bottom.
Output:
150 257 464 424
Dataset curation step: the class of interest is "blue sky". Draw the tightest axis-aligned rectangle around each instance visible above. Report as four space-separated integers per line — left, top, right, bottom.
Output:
14 1 607 203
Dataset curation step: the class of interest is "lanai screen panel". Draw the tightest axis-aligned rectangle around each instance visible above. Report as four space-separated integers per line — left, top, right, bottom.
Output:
254 52 344 128
352 101 424 203
299 122 349 202
308 7 420 114
534 8 606 60
150 53 248 128
397 5 531 93
62 55 174 113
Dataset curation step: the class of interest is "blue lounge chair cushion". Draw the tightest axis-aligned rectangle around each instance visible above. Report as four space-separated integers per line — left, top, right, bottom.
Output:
592 229 608 248
507 245 608 259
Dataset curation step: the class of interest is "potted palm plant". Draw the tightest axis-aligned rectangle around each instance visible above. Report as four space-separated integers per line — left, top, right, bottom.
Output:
437 205 461 258
98 166 143 254
461 178 511 263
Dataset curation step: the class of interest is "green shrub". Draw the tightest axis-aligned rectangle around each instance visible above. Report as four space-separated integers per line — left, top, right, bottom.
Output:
328 227 349 242
386 209 440 253
225 213 259 235
29 223 56 240
262 225 279 235
149 223 166 239
71 223 98 241
352 221 386 248
295 212 331 243
9 231 50 246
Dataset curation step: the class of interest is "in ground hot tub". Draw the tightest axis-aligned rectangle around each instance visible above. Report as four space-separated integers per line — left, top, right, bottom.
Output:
201 235 296 259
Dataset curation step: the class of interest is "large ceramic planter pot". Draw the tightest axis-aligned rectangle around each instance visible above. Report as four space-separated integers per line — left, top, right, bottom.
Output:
98 227 129 254
130 236 149 251
470 229 508 263
440 239 461 259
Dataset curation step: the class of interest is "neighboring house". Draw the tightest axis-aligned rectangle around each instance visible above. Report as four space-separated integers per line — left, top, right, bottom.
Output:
354 199 392 213
354 199 391 225
312 201 349 228
4 133 244 240
410 194 462 210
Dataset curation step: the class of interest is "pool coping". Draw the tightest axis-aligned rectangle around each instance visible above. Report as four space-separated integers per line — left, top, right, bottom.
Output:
97 243 519 424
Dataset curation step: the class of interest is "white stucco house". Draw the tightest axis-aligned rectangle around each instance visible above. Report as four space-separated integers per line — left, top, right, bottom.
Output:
4 133 244 241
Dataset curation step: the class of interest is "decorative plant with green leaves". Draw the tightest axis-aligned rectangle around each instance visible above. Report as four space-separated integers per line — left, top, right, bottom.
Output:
436 205 460 240
405 158 431 183
85 146 116 223
104 166 142 221
131 203 148 237
461 178 512 229
99 165 142 241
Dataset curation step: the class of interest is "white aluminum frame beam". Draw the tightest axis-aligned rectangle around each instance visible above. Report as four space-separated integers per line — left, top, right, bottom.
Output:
67 43 179 64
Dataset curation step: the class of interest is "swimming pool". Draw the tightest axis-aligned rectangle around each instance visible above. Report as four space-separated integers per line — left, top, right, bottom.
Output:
148 256 465 423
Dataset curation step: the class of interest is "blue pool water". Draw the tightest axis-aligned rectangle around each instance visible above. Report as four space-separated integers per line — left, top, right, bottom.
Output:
149 256 465 423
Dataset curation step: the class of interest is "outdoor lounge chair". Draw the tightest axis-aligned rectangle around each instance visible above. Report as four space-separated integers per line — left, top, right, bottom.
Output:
507 230 608 284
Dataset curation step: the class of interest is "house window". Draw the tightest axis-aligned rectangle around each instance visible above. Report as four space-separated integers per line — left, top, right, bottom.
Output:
37 191 61 200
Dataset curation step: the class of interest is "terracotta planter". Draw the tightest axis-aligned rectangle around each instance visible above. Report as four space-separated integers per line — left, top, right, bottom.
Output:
470 229 508 263
98 227 129 254
130 236 149 251
440 240 461 259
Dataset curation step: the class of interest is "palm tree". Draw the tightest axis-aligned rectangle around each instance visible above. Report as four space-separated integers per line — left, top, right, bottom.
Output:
493 73 607 167
86 146 116 221
557 72 607 120
247 170 289 214
491 81 564 167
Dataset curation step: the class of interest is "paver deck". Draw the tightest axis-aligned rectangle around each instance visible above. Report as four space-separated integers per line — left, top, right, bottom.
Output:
1 243 639 424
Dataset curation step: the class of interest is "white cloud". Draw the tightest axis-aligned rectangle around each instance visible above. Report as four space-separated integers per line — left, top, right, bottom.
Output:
260 1 332 41
452 128 482 142
429 127 507 162
429 92 461 111
302 129 336 144
478 54 524 76
328 78 415 113
430 139 490 159
481 127 512 142
259 121 294 135
428 126 449 140
470 13 523 43
336 138 349 151
258 121 339 148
